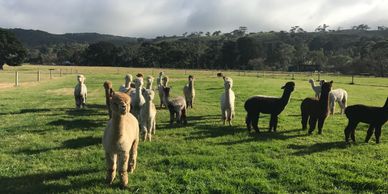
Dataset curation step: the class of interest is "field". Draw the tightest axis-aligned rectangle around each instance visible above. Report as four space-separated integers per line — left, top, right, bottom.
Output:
0 65 387 193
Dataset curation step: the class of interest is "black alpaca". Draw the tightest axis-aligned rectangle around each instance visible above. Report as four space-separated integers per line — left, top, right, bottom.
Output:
301 81 332 134
344 97 388 144
244 82 295 132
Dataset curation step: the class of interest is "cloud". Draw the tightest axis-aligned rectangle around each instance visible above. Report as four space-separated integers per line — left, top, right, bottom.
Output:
0 0 387 37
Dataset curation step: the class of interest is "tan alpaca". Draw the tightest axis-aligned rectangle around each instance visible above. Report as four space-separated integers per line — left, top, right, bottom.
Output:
140 89 157 141
145 76 154 90
74 74 87 109
103 81 115 118
183 75 195 108
119 74 134 93
158 76 169 108
102 92 139 188
129 77 145 120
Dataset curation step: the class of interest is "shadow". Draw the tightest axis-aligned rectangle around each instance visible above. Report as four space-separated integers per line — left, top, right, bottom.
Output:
17 136 101 155
288 141 348 156
48 119 105 131
0 108 51 116
205 87 223 90
185 124 246 140
0 168 100 193
65 108 106 117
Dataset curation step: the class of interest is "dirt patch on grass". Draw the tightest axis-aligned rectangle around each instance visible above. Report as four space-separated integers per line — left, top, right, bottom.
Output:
0 83 14 89
46 88 74 96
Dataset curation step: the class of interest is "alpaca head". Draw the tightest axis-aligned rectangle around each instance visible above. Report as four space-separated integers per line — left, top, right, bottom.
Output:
308 79 314 84
162 76 169 86
159 71 164 77
124 74 133 84
188 75 194 82
136 73 144 78
103 80 112 90
111 92 131 115
133 77 144 89
146 76 154 84
142 89 155 102
281 81 295 92
224 77 233 90
217 72 223 77
319 80 326 86
77 74 85 84
321 81 333 93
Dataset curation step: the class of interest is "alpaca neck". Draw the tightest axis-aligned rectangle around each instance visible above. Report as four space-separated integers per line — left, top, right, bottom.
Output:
125 81 130 88
146 82 152 89
188 81 194 92
163 94 170 105
143 100 152 114
319 91 330 111
279 90 292 106
225 88 232 106
135 87 141 97
111 114 126 136
309 81 316 89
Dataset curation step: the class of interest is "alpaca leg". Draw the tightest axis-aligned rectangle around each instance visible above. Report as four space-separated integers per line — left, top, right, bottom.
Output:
227 109 232 126
182 108 188 124
301 113 308 130
246 114 252 131
308 117 317 134
221 109 226 125
344 121 357 142
374 126 382 144
317 117 326 134
129 139 139 173
118 151 129 188
169 112 174 127
252 113 260 133
272 115 278 132
365 125 374 143
152 120 156 135
105 153 117 185
269 114 277 132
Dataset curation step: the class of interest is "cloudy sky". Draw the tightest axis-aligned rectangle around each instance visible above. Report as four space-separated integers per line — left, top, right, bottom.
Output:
0 0 387 37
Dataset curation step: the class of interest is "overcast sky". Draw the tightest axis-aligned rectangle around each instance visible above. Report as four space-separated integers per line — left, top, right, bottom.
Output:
0 0 387 37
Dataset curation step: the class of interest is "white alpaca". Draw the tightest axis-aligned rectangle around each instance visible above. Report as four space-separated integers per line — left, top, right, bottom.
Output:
74 74 87 109
308 79 324 99
158 76 169 108
145 76 154 90
102 92 139 188
140 89 157 141
183 75 195 108
130 77 145 120
329 89 348 114
119 74 133 93
220 77 235 126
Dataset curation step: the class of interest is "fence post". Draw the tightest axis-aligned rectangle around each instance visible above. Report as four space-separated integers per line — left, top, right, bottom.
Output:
15 71 19 86
49 69 54 79
37 70 40 82
318 72 321 81
60 69 62 77
292 73 295 80
351 75 354 84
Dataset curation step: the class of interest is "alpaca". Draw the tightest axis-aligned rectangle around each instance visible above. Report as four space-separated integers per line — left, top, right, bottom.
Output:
244 82 295 132
103 81 115 119
344 98 388 144
129 77 145 120
74 74 87 109
308 79 324 99
301 81 333 134
140 89 157 141
119 74 134 93
145 76 154 90
217 72 224 77
158 76 169 108
183 75 195 108
220 77 235 126
102 92 139 188
329 89 348 114
163 87 187 127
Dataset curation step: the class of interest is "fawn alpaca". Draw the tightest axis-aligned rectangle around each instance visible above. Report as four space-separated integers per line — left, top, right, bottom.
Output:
220 77 235 126
103 81 114 118
344 97 388 144
183 75 195 108
301 81 333 134
140 89 157 141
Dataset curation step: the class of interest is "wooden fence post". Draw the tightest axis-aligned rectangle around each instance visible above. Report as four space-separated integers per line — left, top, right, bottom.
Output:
318 72 321 81
292 73 295 80
37 70 40 82
351 75 354 84
15 71 19 86
49 69 54 79
60 69 62 77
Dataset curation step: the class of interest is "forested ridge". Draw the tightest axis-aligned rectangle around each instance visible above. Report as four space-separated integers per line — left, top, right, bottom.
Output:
4 25 388 76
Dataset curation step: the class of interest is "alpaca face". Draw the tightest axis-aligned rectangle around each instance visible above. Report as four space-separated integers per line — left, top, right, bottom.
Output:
188 75 194 82
159 72 164 77
125 74 133 83
134 78 144 88
224 77 233 90
162 77 169 86
142 89 155 102
103 81 112 90
147 76 153 84
77 75 85 83
281 81 295 92
321 81 333 93
111 93 131 115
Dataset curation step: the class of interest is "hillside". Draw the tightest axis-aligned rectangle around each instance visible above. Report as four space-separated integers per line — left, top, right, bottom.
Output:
4 28 139 47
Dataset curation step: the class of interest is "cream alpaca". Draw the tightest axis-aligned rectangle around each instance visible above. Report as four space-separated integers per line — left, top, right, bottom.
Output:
130 77 145 120
183 75 195 108
102 92 139 188
146 76 154 90
220 77 235 126
158 76 169 108
308 79 324 99
119 74 134 93
140 89 157 141
74 74 87 109
329 88 348 114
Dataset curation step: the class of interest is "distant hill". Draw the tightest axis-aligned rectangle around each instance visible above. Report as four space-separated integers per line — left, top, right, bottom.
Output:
4 28 139 48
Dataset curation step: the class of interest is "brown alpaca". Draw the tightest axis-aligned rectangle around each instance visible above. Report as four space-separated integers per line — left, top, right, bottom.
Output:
103 81 114 119
102 92 139 188
301 81 333 134
344 98 388 144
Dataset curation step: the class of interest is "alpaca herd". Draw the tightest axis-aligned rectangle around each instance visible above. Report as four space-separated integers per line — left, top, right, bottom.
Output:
72 73 386 188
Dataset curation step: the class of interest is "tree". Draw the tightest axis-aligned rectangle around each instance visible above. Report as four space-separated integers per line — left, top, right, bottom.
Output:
370 40 388 76
315 24 329 32
0 29 27 70
277 43 295 69
352 24 370 31
83 41 117 66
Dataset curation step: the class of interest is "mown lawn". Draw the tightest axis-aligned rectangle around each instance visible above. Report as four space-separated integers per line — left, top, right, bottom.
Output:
0 65 387 193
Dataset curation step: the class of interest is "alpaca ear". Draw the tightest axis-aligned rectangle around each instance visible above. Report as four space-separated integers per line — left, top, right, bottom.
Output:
281 85 285 89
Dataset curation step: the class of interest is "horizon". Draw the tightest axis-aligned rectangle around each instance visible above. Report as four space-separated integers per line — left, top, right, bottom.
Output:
1 0 387 38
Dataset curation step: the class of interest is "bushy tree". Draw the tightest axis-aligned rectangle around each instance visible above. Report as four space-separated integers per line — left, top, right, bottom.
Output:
0 29 26 70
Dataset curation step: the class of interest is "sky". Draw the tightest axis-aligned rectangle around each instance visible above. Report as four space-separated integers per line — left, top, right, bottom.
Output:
0 0 387 38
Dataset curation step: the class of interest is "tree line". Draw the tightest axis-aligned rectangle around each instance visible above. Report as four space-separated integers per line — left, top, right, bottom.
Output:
2 25 388 76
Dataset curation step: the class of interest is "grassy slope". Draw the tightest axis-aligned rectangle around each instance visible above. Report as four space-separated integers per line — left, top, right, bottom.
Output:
0 66 387 193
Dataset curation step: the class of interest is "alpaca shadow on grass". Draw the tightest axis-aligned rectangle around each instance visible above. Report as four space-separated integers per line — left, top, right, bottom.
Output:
0 168 100 193
215 128 308 145
185 124 246 140
49 118 106 131
288 141 348 156
0 108 52 116
17 136 101 155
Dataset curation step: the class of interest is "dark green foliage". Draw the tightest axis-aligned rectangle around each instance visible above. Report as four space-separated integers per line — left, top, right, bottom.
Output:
0 29 27 70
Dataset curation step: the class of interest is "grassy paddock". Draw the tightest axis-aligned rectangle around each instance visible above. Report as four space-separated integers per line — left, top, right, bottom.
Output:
0 65 387 193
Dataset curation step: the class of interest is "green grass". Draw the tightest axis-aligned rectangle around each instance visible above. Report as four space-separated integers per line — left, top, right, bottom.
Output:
0 65 387 193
